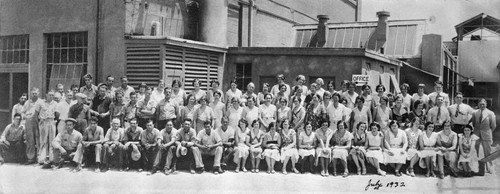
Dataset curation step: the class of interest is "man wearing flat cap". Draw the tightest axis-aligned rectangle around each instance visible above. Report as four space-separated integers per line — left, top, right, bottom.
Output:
51 118 84 172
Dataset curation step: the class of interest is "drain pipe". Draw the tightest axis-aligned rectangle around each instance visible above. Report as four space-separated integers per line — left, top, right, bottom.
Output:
248 0 254 46
95 0 100 83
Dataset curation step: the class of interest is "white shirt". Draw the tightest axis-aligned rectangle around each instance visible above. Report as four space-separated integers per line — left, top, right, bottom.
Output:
56 100 72 120
448 103 474 125
428 92 450 107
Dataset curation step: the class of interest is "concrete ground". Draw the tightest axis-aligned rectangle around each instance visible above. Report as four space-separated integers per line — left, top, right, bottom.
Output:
1 161 500 194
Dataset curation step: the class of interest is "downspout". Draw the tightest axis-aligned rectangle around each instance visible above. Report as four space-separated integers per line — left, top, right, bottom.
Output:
95 0 100 83
238 2 243 47
248 0 254 47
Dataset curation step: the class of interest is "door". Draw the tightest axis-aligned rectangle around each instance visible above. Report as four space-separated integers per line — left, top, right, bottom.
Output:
0 72 28 133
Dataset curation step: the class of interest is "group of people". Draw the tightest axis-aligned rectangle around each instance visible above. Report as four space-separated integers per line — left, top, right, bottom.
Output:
0 73 496 179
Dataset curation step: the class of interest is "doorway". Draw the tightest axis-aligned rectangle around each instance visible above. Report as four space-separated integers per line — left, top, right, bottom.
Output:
0 72 28 133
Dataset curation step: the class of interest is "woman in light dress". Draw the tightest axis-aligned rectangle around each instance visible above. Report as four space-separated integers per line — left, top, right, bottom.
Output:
227 97 243 130
330 121 353 177
298 122 316 173
225 80 242 107
180 94 196 123
234 119 250 172
350 96 372 132
259 93 277 132
246 120 264 173
262 122 281 174
280 119 299 174
276 97 291 127
192 96 214 134
190 79 206 103
207 80 224 103
405 117 423 177
458 125 480 177
373 96 391 132
436 121 458 179
209 91 225 129
241 96 260 127
326 93 347 132
418 122 439 177
365 122 387 176
171 80 186 107
315 119 333 177
384 120 408 177
350 122 367 175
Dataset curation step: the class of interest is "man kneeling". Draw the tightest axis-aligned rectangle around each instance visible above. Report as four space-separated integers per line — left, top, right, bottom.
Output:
0 113 26 165
193 121 223 174
51 118 83 171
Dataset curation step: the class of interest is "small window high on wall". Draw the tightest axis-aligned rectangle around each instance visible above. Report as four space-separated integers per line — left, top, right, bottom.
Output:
0 35 29 64
235 63 252 91
46 32 88 91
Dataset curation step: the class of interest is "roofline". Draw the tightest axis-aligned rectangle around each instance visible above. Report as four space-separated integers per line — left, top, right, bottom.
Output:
293 19 427 27
454 13 500 29
126 36 228 53
227 47 404 67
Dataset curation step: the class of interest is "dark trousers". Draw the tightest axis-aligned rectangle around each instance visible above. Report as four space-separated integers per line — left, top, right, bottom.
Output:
142 145 160 170
124 144 144 169
0 141 26 163
452 124 466 134
98 116 110 134
221 146 235 165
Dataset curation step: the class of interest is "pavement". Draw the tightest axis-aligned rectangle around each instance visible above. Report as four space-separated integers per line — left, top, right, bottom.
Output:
1 161 500 194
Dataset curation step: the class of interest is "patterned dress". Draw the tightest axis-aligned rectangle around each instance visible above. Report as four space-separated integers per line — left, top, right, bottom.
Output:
304 104 325 131
330 130 353 162
405 128 422 160
247 129 264 159
280 129 299 163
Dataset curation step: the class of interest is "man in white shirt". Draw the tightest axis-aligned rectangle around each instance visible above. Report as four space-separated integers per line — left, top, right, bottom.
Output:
428 81 450 107
117 76 135 104
447 92 473 134
215 117 235 171
55 91 74 134
426 96 450 132
192 121 224 174
411 83 429 109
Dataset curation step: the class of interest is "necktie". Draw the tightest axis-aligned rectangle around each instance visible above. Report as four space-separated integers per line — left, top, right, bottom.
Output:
437 107 441 123
479 110 483 122
455 104 460 117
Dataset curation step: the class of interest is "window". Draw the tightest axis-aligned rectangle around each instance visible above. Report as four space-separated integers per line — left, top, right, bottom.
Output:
235 63 252 90
0 35 29 64
46 32 88 91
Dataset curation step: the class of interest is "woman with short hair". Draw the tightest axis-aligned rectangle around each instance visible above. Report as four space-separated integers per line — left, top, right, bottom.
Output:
246 120 264 173
298 122 316 173
192 96 214 133
234 119 250 172
458 125 480 177
257 83 272 105
259 93 277 132
171 80 186 107
365 122 387 176
405 117 423 177
330 121 353 177
436 121 458 179
315 119 333 177
350 96 372 132
373 96 391 132
418 122 439 177
276 97 291 127
350 122 367 175
241 96 260 127
280 119 299 174
304 93 326 132
190 79 206 103
384 120 408 176
262 122 281 174
227 97 243 130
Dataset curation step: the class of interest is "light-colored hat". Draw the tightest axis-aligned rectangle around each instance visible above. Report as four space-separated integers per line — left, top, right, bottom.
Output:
75 93 87 99
65 118 77 124
131 145 141 161
180 147 188 156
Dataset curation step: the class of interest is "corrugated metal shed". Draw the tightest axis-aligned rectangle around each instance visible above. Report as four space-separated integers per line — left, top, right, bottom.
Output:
294 20 427 58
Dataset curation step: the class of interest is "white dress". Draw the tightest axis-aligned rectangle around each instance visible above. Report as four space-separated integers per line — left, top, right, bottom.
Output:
227 106 243 130
405 128 422 160
259 104 277 129
280 129 299 163
365 132 385 163
233 128 250 163
298 131 316 158
248 129 264 159
330 131 353 162
242 106 259 126
458 134 480 172
262 131 281 161
384 129 408 164
418 132 438 169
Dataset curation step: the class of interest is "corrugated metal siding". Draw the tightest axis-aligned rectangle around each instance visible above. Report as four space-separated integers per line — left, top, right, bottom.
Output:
126 45 161 88
295 23 420 58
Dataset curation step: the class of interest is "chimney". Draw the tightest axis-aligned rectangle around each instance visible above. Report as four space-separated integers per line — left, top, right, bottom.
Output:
316 15 329 47
365 11 390 52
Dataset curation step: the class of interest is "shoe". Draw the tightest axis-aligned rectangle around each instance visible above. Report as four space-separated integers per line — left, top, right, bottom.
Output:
243 168 248 172
357 168 361 175
282 170 287 175
74 165 82 172
292 168 299 174
235 169 239 173
138 168 143 172
438 173 444 179
251 169 256 173
151 168 158 174
214 171 219 175
362 168 367 175
431 172 436 177
255 169 259 173
267 170 271 174
271 170 276 174
395 171 401 177
190 169 196 174
95 168 101 173
342 171 349 178
164 169 171 175
197 167 205 174
332 172 337 177
377 169 386 176
55 163 63 169
124 167 130 171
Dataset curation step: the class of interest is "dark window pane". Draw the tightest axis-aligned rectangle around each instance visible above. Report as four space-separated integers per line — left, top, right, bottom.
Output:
54 49 60 63
26 50 29 63
83 49 87 62
61 34 68 48
14 37 20 49
13 50 19 63
68 49 75 63
7 37 14 49
47 35 53 48
47 49 53 63
7 51 12 63
61 49 68 63
66 65 74 79
21 36 27 49
69 33 75 47
1 51 6 63
20 50 27 64
0 38 5 50
75 34 83 47
0 73 10 109
53 34 61 48
75 48 83 62
83 33 88 46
